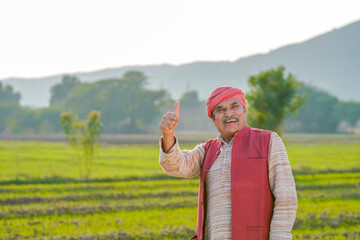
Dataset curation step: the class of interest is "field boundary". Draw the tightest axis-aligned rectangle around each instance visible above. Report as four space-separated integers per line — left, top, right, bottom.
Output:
1 133 360 145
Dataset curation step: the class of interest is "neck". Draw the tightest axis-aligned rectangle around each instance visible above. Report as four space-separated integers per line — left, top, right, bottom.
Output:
221 124 249 142
223 134 234 143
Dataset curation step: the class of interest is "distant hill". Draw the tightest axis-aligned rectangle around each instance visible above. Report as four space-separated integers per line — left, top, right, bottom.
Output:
2 20 360 108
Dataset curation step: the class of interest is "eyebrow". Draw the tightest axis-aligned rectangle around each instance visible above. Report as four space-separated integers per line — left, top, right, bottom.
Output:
214 105 223 110
215 101 239 110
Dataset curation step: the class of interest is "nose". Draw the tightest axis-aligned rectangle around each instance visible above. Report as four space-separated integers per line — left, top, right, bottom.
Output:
224 108 232 117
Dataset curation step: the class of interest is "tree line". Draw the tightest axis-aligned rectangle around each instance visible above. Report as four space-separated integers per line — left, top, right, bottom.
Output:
0 68 359 135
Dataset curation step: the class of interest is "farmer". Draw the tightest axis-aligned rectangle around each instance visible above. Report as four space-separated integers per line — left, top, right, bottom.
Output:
159 86 297 240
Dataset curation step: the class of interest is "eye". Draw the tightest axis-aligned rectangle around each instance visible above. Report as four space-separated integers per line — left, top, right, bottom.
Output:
216 108 225 114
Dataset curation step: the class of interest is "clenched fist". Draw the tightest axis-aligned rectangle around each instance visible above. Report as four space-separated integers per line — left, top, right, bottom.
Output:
159 102 180 134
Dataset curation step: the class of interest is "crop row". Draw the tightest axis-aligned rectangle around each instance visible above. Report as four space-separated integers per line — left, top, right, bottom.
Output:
293 212 360 229
0 179 199 194
0 189 198 205
1 173 357 195
2 227 196 240
294 172 360 184
0 180 199 198
3 195 358 221
2 187 359 208
297 188 359 200
0 197 197 219
1 228 360 240
1 177 358 206
296 182 360 190
0 206 198 238
2 201 359 232
293 230 360 240
2 180 357 194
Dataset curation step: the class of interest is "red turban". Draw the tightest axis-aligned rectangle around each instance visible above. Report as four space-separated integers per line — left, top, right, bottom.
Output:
206 86 246 118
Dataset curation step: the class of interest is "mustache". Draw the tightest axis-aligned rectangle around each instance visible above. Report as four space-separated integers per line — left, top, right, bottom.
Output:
222 115 240 125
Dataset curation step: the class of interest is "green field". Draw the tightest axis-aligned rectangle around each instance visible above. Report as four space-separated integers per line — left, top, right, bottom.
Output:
0 135 360 239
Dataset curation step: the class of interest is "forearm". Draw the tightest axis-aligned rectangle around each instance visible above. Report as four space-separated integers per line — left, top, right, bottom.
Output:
162 132 176 153
159 136 204 178
269 188 297 239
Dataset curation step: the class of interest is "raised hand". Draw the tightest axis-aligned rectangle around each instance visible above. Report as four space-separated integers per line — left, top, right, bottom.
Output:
159 102 180 152
159 102 180 135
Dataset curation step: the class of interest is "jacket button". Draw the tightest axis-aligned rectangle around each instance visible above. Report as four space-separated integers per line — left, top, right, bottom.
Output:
216 151 219 155
201 183 203 187
201 201 203 205
205 166 209 169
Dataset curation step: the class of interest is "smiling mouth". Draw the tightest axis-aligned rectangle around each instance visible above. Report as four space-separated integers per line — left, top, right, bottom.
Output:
224 119 238 124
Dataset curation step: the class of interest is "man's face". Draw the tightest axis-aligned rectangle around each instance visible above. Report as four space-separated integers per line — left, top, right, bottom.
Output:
212 98 247 142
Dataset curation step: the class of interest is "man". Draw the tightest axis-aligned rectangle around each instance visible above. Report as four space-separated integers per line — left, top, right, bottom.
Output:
159 86 297 240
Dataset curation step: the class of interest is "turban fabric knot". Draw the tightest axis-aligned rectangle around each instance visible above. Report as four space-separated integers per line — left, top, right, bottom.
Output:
206 86 246 119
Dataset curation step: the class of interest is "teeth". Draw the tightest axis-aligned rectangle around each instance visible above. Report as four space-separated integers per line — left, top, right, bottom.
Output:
225 119 237 123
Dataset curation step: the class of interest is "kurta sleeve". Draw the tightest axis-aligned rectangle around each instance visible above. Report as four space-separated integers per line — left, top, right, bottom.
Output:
159 136 205 178
268 132 298 240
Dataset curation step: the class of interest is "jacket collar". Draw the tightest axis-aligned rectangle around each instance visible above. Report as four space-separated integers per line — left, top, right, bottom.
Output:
216 124 250 145
235 124 250 137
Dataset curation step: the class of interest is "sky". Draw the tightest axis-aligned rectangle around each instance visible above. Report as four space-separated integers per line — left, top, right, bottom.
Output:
0 0 359 79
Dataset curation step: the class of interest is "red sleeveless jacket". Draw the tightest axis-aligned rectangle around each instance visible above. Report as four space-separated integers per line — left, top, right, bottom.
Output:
190 125 273 240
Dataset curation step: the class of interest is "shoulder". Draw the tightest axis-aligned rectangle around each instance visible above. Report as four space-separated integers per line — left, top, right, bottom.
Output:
269 132 286 148
249 127 273 138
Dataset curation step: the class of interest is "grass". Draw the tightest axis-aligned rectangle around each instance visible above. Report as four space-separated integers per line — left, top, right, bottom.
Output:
0 134 360 239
